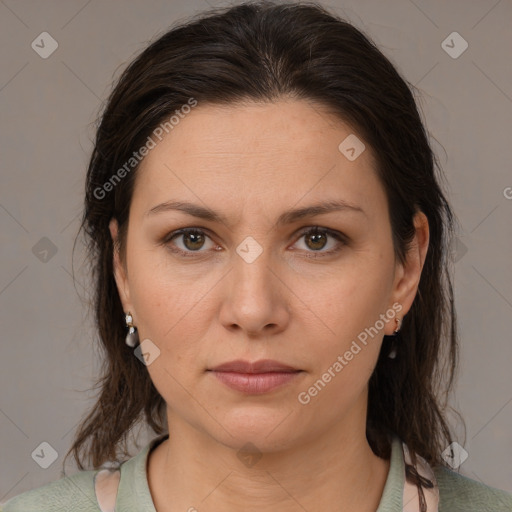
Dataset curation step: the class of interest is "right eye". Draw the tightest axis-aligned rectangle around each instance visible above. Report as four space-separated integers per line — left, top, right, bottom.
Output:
164 228 218 257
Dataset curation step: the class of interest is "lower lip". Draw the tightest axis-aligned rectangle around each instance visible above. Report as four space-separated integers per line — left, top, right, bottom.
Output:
209 371 302 394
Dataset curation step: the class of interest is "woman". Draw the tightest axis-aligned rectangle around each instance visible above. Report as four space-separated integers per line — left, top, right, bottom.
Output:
3 1 511 511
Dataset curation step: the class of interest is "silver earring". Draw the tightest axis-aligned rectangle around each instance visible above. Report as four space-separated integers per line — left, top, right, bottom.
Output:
125 312 139 347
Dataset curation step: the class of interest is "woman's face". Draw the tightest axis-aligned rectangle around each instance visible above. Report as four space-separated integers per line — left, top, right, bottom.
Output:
111 99 428 453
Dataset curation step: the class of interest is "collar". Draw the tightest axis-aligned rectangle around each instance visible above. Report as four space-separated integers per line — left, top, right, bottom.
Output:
112 433 438 511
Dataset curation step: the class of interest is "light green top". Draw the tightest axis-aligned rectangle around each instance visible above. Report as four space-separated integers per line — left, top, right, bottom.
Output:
2 434 511 511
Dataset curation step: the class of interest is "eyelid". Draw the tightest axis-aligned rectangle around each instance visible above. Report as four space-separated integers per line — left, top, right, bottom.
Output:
294 225 347 242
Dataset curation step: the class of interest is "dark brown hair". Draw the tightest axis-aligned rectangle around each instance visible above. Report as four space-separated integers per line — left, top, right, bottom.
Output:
66 0 463 485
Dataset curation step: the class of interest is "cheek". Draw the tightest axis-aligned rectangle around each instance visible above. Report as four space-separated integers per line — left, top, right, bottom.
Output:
127 244 202 331
296 254 392 335
297 283 385 413
292 255 393 389
128 265 208 405
126 250 219 379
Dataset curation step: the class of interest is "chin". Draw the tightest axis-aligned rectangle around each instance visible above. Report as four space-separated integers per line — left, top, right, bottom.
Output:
210 407 303 453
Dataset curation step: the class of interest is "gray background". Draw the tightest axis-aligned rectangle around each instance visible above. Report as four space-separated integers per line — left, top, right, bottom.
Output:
1 0 511 502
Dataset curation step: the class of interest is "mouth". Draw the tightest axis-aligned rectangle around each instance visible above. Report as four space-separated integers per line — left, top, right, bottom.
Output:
207 359 303 394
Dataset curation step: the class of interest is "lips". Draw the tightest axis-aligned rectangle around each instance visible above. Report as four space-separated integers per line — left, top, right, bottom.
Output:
208 359 303 394
209 359 300 373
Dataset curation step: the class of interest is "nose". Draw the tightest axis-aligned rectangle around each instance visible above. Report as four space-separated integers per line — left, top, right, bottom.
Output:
218 248 290 337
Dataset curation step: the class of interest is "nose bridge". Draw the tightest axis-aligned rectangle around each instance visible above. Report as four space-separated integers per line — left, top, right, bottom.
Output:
232 234 277 301
220 233 289 334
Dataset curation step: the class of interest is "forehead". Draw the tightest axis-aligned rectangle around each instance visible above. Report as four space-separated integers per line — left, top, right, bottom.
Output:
132 99 385 222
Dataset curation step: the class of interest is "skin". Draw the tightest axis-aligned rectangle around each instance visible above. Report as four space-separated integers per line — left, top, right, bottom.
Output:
110 98 429 512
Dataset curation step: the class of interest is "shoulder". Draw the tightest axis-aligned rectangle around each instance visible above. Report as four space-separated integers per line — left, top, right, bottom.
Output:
0 469 99 512
435 464 512 511
1 435 165 512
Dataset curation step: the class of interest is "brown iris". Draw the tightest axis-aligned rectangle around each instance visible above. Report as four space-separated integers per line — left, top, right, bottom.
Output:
304 230 328 251
182 231 206 251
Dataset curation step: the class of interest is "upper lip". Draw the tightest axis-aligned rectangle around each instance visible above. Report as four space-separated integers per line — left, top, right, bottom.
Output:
209 359 300 373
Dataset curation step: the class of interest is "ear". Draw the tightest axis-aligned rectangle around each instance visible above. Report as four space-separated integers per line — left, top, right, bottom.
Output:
386 211 429 335
109 218 133 314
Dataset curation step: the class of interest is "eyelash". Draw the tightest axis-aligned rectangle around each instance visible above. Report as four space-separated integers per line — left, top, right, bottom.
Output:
162 226 347 259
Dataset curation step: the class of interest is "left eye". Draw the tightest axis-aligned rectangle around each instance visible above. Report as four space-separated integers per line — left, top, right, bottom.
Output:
293 227 345 255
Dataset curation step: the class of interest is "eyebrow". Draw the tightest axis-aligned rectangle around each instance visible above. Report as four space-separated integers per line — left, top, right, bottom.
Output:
146 199 366 226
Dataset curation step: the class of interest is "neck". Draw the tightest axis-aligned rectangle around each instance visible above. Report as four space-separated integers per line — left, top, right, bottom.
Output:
147 415 390 512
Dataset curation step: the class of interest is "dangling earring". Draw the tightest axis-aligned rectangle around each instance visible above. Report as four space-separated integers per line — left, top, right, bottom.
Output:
125 312 139 347
388 317 402 359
